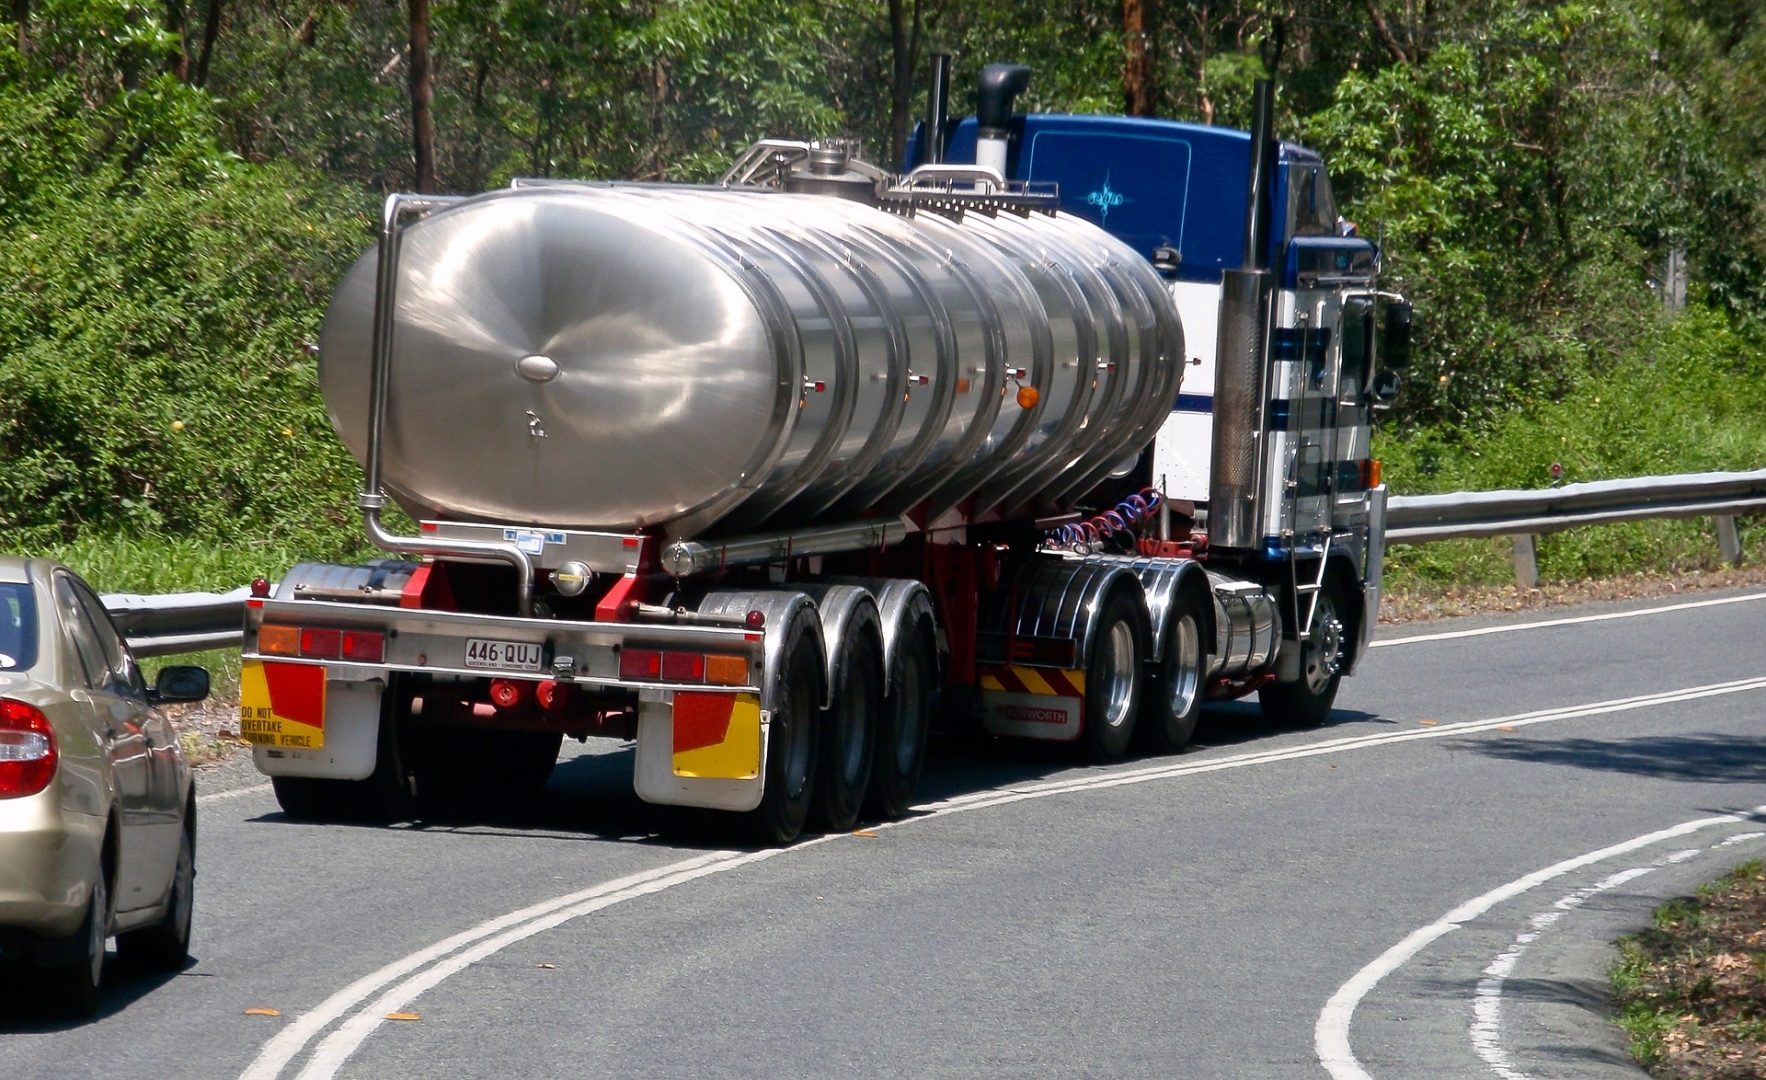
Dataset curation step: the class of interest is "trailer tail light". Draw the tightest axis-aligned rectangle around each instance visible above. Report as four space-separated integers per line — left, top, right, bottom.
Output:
340 631 385 663
488 679 526 709
299 628 341 658
536 680 572 711
619 649 662 680
0 700 56 799
661 652 705 683
1366 459 1382 488
259 625 300 656
705 655 749 686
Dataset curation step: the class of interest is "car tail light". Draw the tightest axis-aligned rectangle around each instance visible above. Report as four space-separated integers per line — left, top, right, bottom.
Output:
488 679 526 709
705 655 750 686
259 624 300 656
0 700 56 799
661 652 705 683
619 649 661 680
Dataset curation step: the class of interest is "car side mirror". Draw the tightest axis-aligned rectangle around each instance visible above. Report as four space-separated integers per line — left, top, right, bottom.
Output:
152 665 210 705
1383 301 1413 368
1371 367 1402 410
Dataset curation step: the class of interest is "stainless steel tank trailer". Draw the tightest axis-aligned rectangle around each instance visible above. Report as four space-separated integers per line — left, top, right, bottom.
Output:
239 60 1414 842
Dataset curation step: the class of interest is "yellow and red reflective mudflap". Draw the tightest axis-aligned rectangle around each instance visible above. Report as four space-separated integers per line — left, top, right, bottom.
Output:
238 659 326 749
979 664 1086 742
671 691 762 779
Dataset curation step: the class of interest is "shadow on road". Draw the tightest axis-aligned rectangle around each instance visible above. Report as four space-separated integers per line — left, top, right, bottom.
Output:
1466 732 1766 784
0 953 191 1031
243 698 1395 847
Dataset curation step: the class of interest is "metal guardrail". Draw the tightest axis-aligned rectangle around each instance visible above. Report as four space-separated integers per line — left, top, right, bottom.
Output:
99 470 1762 655
102 587 251 658
1386 467 1764 585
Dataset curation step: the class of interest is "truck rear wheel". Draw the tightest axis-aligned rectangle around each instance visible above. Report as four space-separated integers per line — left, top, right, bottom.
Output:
1138 586 1206 753
864 624 934 820
747 621 822 845
1259 587 1346 728
810 626 880 833
271 680 414 823
1082 589 1147 763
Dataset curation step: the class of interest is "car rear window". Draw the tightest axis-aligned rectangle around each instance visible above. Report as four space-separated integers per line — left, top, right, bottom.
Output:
0 583 38 670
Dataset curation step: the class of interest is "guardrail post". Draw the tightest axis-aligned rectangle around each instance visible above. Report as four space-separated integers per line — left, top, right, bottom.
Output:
1716 515 1743 566
1512 534 1540 589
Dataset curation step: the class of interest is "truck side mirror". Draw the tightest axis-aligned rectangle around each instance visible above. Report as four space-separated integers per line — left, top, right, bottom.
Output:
1371 367 1402 410
1383 302 1413 368
1150 246 1181 278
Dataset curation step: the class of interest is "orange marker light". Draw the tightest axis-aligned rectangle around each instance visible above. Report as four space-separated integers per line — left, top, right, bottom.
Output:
1016 385 1040 410
705 655 750 686
259 625 300 656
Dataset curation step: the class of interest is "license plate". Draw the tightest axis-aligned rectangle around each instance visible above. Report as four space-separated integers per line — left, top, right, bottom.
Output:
464 638 544 671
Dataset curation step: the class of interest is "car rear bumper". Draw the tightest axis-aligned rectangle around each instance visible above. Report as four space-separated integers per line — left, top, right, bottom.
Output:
0 789 99 941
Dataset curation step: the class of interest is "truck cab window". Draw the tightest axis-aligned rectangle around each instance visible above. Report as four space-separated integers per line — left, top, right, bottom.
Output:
1288 165 1338 239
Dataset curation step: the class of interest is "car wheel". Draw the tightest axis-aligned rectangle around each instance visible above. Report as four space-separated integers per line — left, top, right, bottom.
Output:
46 870 106 1018
117 815 194 972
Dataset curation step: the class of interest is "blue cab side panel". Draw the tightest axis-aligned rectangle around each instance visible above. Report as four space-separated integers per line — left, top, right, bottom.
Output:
911 114 1327 284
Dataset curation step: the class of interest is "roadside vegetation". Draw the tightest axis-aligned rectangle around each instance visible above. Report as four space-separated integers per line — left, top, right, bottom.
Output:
1 1 1763 599
1612 860 1766 1078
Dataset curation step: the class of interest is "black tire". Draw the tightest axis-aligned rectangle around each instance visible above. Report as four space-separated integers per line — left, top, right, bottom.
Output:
1082 589 1148 763
864 624 935 821
1259 585 1347 728
271 678 414 823
810 626 881 833
1138 585 1208 754
746 618 822 845
117 812 193 972
46 867 106 1018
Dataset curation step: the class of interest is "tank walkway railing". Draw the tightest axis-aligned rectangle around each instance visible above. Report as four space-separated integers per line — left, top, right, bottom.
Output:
1385 467 1766 586
99 468 1766 656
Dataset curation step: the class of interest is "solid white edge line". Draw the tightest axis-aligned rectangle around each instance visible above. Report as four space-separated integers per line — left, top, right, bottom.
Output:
197 781 272 804
247 674 1766 1080
236 851 744 1080
1314 805 1766 1080
1371 589 1766 648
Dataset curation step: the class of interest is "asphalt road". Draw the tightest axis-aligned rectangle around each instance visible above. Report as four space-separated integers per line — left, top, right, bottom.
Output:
5 587 1765 1079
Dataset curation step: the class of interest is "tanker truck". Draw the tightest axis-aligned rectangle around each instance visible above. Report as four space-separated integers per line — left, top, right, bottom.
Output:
239 63 1411 842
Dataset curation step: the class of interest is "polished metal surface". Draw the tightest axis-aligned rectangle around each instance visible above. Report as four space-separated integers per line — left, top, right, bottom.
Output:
1207 268 1273 550
321 183 1183 540
1206 573 1280 680
1096 618 1138 730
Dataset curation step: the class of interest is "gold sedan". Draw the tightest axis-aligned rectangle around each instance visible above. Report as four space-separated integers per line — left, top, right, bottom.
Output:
0 556 208 1017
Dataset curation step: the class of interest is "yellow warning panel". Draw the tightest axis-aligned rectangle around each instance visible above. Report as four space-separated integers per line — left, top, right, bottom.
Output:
978 665 1087 698
672 691 762 779
238 659 327 749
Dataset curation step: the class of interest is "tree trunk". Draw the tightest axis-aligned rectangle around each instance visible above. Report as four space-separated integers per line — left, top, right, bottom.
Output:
408 0 437 193
193 0 224 87
1123 0 1154 116
164 0 191 80
11 0 27 56
887 0 922 167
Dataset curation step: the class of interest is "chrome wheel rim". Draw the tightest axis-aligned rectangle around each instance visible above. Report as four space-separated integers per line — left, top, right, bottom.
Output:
1302 596 1345 696
1167 613 1201 717
895 649 928 775
1099 620 1137 729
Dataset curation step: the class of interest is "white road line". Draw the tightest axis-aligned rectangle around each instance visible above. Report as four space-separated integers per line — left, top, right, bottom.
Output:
1315 806 1766 1080
1470 835 1765 1080
197 782 272 804
1372 589 1766 648
248 674 1766 1080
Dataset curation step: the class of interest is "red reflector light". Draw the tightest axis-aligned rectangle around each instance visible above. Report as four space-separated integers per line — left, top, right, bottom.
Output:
745 609 765 629
489 679 526 708
619 649 661 680
536 680 571 711
299 627 342 659
0 699 57 799
250 577 271 598
662 652 706 683
341 630 384 663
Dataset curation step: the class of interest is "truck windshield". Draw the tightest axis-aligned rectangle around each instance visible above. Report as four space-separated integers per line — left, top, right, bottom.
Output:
1289 164 1338 238
0 584 36 671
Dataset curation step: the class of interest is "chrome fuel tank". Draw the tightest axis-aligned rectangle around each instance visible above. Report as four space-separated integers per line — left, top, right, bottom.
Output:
319 183 1184 539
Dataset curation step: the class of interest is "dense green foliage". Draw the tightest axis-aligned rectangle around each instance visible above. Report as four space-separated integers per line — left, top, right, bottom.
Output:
1 0 1762 591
